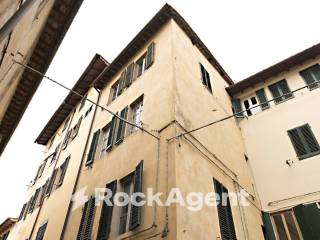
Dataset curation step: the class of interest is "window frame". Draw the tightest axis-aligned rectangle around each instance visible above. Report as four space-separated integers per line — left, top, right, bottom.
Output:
242 95 262 116
199 63 213 93
129 97 143 134
299 64 320 90
268 79 294 104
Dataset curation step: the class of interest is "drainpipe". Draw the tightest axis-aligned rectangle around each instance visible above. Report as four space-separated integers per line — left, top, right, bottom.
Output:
0 0 37 43
59 87 101 240
234 181 249 240
29 106 76 239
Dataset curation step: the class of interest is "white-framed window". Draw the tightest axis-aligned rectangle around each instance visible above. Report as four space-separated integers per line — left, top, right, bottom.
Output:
135 53 147 78
271 210 303 240
101 125 111 152
129 100 143 134
242 96 261 116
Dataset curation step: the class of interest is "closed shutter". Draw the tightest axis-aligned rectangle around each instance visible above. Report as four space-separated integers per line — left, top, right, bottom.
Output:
106 116 117 151
97 180 117 240
117 71 126 96
300 67 319 90
35 222 48 240
77 197 96 240
256 89 270 110
214 179 237 240
293 203 320 239
72 116 83 140
85 130 100 165
268 83 282 103
231 98 244 117
279 80 293 99
261 212 276 240
46 169 58 196
124 63 134 87
18 203 27 221
145 42 155 69
288 124 320 160
115 107 128 145
129 161 144 230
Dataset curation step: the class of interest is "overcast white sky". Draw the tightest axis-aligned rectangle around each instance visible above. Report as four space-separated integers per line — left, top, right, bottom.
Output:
1 0 320 222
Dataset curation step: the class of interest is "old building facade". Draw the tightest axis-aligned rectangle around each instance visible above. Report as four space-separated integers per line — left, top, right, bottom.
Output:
6 3 320 240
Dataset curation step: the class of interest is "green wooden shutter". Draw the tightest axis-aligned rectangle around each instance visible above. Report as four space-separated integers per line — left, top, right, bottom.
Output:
86 130 100 165
256 89 270 110
145 42 155 69
18 203 27 221
293 203 320 239
97 180 117 240
58 156 70 185
46 169 58 196
268 83 282 103
129 161 144 230
300 124 320 153
35 222 48 240
106 116 117 151
279 80 293 99
115 107 128 145
124 63 134 87
261 212 276 240
205 70 212 93
288 128 308 158
199 63 206 85
232 98 244 117
213 179 237 240
117 71 126 96
77 197 96 240
29 188 40 212
77 201 89 240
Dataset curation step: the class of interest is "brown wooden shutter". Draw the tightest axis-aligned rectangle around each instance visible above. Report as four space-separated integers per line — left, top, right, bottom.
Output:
85 130 100 165
115 107 128 145
145 42 155 69
77 201 89 240
106 116 117 151
124 63 134 87
97 180 117 240
129 160 144 230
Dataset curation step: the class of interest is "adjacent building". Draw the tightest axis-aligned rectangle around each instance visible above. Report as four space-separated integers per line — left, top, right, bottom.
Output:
6 3 320 240
0 0 84 155
0 218 17 240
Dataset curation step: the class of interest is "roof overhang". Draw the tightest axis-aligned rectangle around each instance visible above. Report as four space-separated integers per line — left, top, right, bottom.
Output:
0 218 17 235
35 54 108 145
0 0 85 155
94 3 233 90
227 43 320 96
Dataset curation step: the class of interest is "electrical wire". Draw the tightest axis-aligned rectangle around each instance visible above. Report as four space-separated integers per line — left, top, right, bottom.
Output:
12 59 160 140
167 79 320 141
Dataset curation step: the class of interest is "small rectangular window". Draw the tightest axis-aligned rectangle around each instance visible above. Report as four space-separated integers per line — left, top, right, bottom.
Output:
199 63 212 93
242 96 262 116
288 124 320 160
271 211 302 240
129 97 143 134
299 64 320 90
268 79 293 104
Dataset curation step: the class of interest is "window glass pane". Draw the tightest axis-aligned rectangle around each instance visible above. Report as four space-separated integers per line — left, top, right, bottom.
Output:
273 214 288 240
244 100 252 116
283 212 301 240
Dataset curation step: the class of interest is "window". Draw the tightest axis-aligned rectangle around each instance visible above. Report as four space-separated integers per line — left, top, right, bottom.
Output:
56 156 70 187
288 124 320 160
199 63 212 93
119 161 143 234
268 79 293 104
35 221 48 240
101 124 111 153
110 80 120 103
77 196 96 240
129 98 143 134
29 188 41 213
242 96 261 116
136 54 146 78
115 107 128 144
18 203 27 221
299 64 320 90
119 175 134 234
45 169 58 196
271 211 302 240
213 179 237 240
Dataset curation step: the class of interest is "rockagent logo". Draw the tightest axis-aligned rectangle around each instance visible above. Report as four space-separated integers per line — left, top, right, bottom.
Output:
72 187 250 211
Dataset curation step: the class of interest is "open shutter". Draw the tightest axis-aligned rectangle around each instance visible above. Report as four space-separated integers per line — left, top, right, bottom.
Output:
77 197 96 240
145 42 155 69
261 212 276 240
62 130 72 150
58 156 70 185
51 144 60 163
46 169 58 196
35 222 48 240
288 128 307 158
115 107 128 145
205 70 212 93
97 180 117 240
293 203 320 239
106 116 117 151
231 98 244 117
129 161 144 230
199 63 206 85
117 71 126 96
214 179 237 240
124 63 134 87
85 130 100 166
18 203 27 221
72 116 83 140
256 89 270 110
